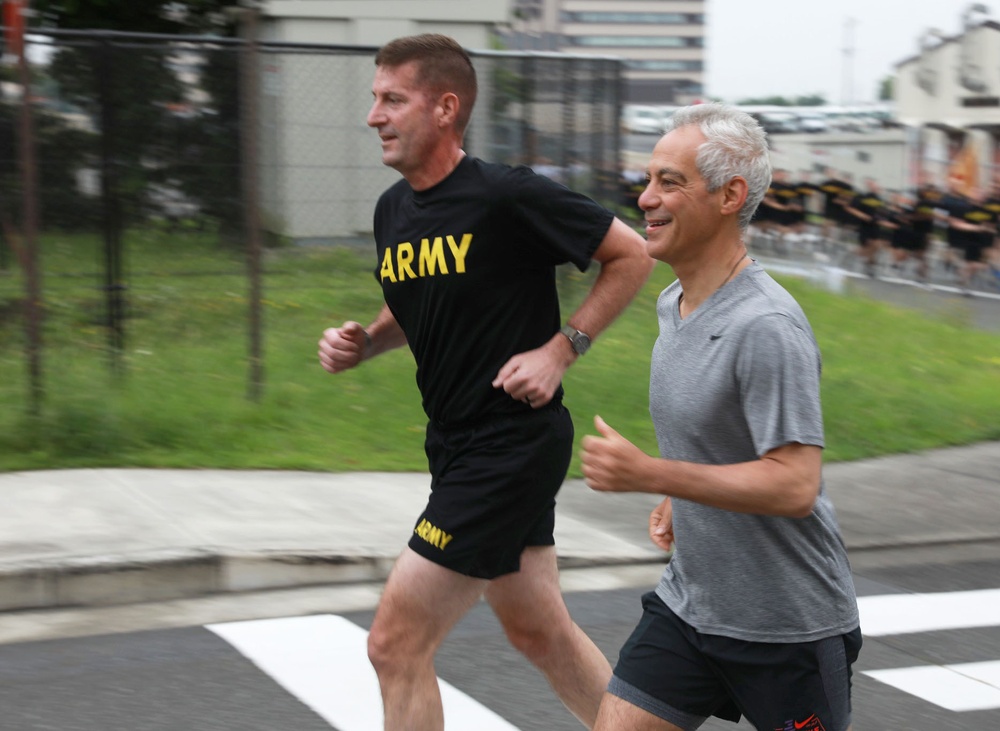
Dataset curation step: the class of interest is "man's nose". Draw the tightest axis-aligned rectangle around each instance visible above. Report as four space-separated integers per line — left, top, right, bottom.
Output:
637 184 656 211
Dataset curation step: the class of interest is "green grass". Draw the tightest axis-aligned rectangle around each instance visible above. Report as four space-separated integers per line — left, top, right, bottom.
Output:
1 227 999 474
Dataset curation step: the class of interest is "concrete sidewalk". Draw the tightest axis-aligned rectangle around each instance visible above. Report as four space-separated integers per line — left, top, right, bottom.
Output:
1 442 998 613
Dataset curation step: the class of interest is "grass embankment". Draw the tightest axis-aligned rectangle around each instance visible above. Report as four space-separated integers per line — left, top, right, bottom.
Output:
1 229 998 474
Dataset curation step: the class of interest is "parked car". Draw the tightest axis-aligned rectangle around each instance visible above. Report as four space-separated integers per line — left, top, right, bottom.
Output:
796 111 829 133
750 110 801 135
622 105 666 135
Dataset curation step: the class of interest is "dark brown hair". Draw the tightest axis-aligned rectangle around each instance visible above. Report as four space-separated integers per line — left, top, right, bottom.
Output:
375 34 478 134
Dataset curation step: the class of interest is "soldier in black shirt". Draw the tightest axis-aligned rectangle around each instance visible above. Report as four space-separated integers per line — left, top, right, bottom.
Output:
772 169 805 230
753 169 798 253
982 180 1000 287
817 167 856 252
317 34 652 729
913 183 941 249
887 191 929 283
844 177 891 277
945 183 996 294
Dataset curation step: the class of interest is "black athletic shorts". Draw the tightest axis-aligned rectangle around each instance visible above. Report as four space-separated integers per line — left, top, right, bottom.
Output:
962 237 989 263
409 403 574 579
857 223 885 245
891 230 927 252
608 591 862 731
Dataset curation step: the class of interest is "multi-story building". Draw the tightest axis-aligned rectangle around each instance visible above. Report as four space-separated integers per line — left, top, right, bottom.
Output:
505 0 705 105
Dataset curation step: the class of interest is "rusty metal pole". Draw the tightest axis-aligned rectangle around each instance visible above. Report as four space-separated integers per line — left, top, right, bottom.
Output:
239 1 265 402
17 0 43 416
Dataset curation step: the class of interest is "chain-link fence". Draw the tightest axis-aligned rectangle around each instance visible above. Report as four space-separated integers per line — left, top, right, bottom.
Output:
0 28 624 438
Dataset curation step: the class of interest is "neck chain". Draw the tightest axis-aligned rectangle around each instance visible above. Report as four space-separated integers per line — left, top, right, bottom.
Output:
720 250 749 290
679 250 748 306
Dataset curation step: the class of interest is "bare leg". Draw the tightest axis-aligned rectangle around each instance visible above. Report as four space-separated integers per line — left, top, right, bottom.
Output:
367 548 488 731
593 693 684 731
486 546 612 728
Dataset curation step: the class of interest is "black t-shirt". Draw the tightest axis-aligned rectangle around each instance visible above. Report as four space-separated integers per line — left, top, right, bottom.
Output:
983 196 1000 220
913 187 938 236
755 181 798 224
373 156 613 426
818 178 855 221
943 195 995 248
772 181 802 209
847 191 888 240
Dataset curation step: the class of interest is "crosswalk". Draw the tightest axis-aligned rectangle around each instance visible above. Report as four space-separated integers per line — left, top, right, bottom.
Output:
203 588 1000 730
857 588 1000 713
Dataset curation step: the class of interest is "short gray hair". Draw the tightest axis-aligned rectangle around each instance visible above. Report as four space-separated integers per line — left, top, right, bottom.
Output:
666 103 771 230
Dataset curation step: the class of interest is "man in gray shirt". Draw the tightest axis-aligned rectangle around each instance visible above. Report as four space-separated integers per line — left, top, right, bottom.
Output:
581 103 860 731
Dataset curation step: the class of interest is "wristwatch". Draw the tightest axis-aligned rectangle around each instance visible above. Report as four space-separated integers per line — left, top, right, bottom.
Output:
560 324 592 355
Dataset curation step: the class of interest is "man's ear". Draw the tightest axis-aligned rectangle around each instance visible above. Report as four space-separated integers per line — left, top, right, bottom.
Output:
720 176 749 217
436 92 460 127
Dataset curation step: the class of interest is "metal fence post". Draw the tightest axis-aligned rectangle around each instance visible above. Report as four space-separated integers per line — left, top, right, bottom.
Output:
97 35 126 378
239 2 265 402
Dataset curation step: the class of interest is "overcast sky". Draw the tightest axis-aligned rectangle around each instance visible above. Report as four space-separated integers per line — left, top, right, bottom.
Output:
705 0 976 104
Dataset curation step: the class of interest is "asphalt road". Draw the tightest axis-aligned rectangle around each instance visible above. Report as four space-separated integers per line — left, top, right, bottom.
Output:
2 548 999 731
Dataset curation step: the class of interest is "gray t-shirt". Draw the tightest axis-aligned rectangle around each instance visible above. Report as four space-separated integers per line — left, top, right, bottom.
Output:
653 261 858 643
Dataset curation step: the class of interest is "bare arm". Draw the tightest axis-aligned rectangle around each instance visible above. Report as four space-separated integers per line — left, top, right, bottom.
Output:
562 216 655 344
949 216 991 233
843 204 871 224
581 416 822 518
762 194 786 210
318 303 408 374
492 217 654 405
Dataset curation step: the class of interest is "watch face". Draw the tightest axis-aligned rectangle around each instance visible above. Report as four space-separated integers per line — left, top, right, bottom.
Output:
561 325 591 354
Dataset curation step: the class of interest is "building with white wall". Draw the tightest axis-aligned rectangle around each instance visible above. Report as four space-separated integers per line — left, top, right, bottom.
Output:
767 130 908 193
894 4 1000 191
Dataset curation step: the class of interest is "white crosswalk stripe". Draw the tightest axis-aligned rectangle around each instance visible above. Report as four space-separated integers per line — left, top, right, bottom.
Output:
864 661 1000 712
857 588 1000 636
858 589 1000 712
208 614 521 731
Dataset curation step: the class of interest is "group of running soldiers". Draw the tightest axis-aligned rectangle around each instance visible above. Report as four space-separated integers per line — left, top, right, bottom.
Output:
749 165 1000 294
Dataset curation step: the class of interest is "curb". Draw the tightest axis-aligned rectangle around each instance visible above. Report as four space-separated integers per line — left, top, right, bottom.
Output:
0 551 396 612
0 551 669 613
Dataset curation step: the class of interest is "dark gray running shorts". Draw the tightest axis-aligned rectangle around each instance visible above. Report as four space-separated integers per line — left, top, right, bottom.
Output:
409 403 574 579
608 591 862 731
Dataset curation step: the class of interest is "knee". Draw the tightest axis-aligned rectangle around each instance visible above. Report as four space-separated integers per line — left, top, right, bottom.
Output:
500 615 570 664
366 622 394 675
367 611 439 680
367 619 416 679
